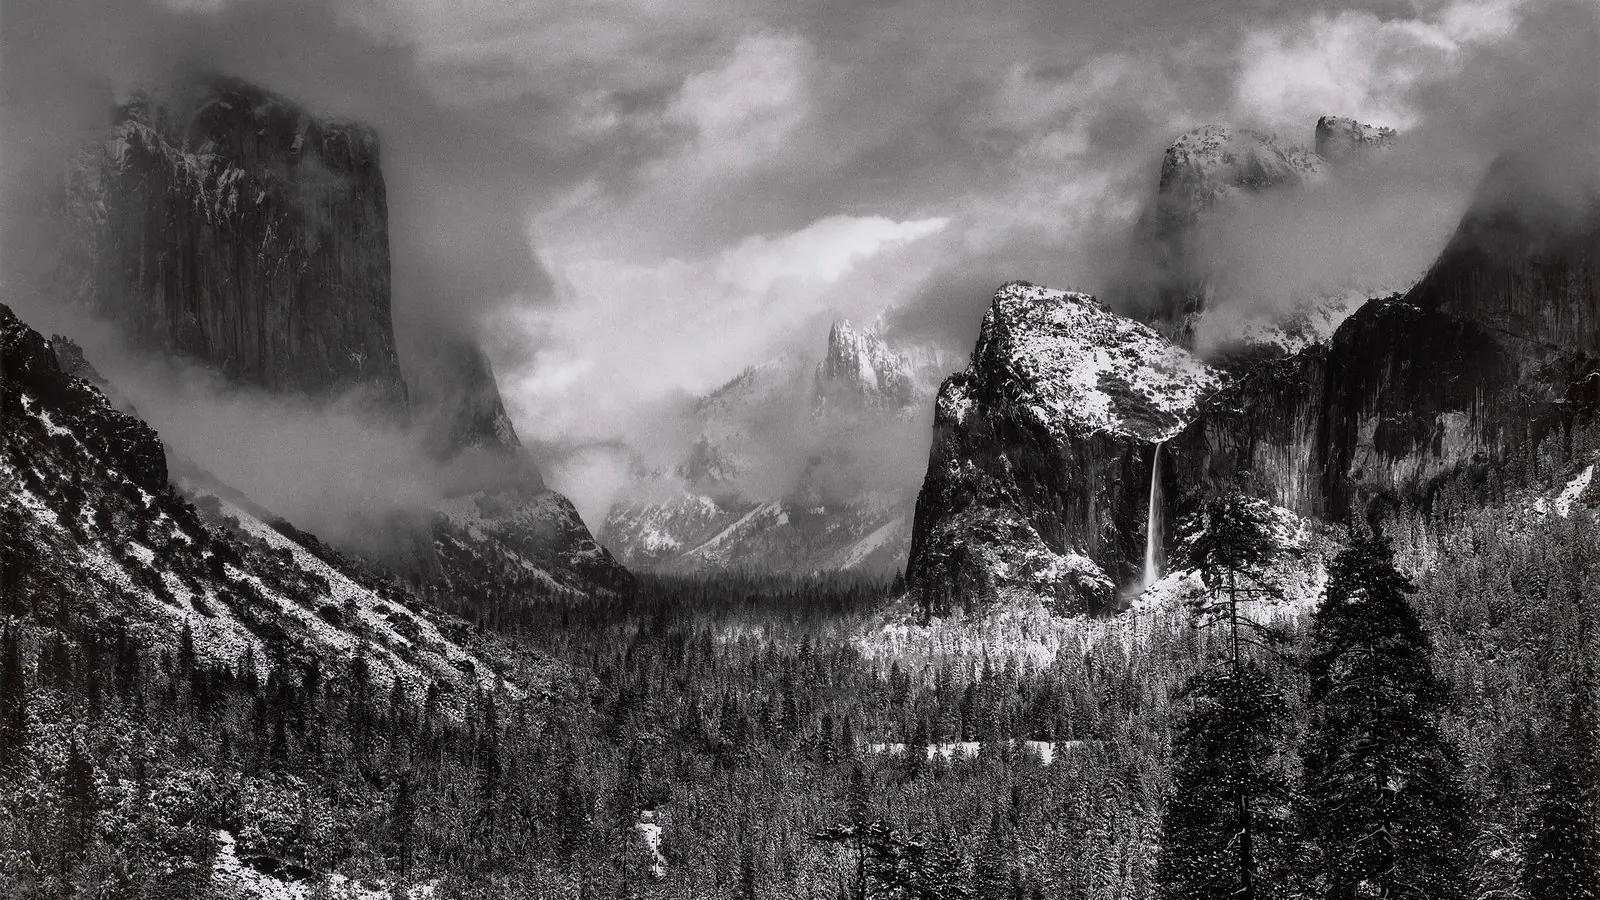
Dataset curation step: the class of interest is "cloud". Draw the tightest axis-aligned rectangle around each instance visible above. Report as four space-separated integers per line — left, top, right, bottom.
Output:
501 213 949 448
665 31 813 177
4 0 1590 539
1233 0 1525 133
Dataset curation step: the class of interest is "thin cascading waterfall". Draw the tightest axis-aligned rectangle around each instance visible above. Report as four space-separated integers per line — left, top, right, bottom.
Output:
1143 441 1165 590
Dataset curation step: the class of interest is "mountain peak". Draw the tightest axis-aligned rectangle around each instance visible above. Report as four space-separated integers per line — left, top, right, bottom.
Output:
1314 115 1397 166
818 315 919 408
970 282 1221 441
1157 125 1324 225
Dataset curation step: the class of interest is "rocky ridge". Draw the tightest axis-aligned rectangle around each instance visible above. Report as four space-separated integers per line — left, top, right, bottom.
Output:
3 302 531 702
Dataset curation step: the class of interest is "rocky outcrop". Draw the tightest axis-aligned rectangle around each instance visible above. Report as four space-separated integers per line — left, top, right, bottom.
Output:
1138 126 1325 336
1314 116 1396 167
407 340 630 595
1135 118 1398 349
2 304 167 493
67 77 406 410
906 283 1220 616
907 156 1599 616
411 339 529 463
817 318 930 410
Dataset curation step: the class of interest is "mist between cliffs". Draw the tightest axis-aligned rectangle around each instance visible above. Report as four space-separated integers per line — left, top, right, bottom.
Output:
1 299 525 561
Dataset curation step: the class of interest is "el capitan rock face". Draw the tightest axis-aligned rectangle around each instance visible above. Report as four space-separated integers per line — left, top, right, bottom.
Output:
906 283 1219 616
60 75 629 597
68 77 407 410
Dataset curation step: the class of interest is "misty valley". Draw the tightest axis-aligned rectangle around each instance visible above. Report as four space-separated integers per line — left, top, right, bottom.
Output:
3 3 1600 900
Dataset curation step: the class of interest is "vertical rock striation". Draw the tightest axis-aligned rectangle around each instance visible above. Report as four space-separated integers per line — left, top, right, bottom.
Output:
68 77 406 411
907 155 1599 616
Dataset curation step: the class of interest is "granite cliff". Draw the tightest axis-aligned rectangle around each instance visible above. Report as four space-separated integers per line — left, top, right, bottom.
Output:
66 77 406 411
60 76 628 597
907 154 1599 617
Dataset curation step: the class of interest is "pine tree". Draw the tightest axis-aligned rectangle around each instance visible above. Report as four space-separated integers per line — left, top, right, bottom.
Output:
1522 609 1599 899
0 623 26 772
1175 491 1286 666
1523 754 1600 899
1157 490 1294 900
1155 662 1294 900
1300 530 1469 900
391 772 418 874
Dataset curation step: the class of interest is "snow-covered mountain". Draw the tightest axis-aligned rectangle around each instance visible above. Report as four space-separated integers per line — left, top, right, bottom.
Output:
600 317 947 576
907 282 1220 617
2 303 534 703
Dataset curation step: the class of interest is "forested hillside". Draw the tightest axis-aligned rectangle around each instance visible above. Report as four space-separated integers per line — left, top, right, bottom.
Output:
3 490 1595 897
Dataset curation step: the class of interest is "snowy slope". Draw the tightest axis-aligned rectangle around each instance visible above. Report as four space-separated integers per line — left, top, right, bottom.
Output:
2 303 539 706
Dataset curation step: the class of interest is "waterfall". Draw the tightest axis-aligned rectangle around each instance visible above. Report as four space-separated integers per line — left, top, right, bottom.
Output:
1143 441 1164 590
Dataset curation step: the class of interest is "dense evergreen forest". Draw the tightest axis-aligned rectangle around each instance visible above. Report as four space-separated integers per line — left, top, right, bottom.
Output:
1 489 1597 899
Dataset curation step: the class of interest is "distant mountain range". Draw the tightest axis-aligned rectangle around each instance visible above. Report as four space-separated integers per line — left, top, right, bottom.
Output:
600 318 946 576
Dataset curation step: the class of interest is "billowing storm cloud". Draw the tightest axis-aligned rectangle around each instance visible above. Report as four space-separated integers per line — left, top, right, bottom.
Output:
3 0 1593 523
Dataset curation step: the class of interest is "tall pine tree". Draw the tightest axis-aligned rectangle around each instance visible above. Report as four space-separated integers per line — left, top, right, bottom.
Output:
1157 490 1295 900
1300 529 1469 900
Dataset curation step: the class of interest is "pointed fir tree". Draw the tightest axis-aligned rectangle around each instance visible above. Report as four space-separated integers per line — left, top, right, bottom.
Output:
1155 661 1295 900
1522 610 1599 899
1300 529 1469 900
1157 489 1295 900
1175 491 1287 665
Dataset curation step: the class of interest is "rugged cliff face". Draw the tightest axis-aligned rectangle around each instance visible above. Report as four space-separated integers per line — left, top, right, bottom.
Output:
1314 115 1396 167
411 340 530 463
906 283 1220 616
1171 157 1600 522
60 75 629 597
1135 117 1398 351
907 157 1599 617
1138 125 1325 337
415 340 631 596
68 78 406 411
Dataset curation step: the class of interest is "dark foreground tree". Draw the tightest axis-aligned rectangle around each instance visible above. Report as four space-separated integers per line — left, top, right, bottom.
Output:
1301 530 1468 900
1159 490 1294 900
1155 662 1295 900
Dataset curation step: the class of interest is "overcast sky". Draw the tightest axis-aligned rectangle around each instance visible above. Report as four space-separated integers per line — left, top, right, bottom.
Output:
3 0 1596 518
